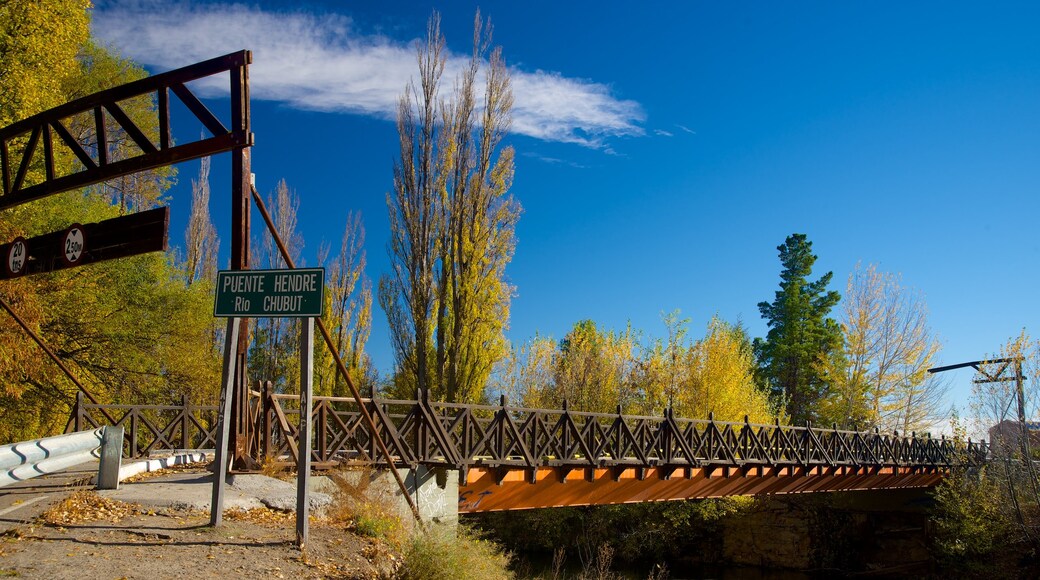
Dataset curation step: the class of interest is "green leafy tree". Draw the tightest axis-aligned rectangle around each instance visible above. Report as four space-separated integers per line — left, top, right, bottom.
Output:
0 4 222 441
0 0 89 128
65 41 174 213
488 334 557 408
930 414 1020 573
754 233 842 424
491 315 777 422
681 317 777 423
554 320 636 412
317 210 374 397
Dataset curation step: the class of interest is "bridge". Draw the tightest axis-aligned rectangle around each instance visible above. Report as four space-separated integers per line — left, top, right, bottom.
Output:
0 48 987 518
70 386 988 514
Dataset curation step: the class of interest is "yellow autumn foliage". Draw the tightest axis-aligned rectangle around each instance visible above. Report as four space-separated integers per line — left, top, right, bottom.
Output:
491 315 779 424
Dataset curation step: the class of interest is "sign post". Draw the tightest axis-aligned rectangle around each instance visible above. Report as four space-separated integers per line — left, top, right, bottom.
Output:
209 316 241 527
296 316 314 547
212 268 323 547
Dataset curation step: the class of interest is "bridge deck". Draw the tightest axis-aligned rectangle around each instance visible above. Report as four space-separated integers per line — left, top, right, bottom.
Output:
457 464 943 512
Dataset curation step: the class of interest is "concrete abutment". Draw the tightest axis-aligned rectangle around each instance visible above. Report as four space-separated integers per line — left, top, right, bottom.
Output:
335 466 459 532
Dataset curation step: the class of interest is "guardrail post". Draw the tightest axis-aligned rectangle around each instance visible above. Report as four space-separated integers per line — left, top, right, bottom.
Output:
96 425 124 490
318 399 328 462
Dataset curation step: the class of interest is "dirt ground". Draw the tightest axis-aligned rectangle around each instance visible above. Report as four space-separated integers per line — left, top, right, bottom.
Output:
0 473 402 579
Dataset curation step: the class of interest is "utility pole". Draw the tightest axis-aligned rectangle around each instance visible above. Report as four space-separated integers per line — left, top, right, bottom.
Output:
929 357 1028 455
930 357 1039 526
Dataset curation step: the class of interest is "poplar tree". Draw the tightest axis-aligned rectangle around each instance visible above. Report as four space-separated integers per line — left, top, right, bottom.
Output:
184 156 219 286
754 234 842 424
381 11 520 402
323 211 373 396
822 263 944 431
248 180 303 391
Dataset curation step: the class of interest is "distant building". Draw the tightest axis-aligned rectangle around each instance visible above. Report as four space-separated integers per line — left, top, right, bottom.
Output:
988 420 1040 456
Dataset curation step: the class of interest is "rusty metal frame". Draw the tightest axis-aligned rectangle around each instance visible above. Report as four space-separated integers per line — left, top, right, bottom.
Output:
0 51 252 209
1 51 256 471
246 183 426 528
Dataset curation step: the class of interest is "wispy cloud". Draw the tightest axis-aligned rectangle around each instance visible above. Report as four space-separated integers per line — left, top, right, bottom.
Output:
521 151 588 169
676 124 697 135
91 1 644 147
654 129 673 137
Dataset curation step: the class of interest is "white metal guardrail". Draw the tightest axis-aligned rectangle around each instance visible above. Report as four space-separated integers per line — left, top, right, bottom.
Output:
118 452 209 481
0 426 123 489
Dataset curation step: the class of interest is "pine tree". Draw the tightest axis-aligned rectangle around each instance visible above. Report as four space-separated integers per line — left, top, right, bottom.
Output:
754 234 842 424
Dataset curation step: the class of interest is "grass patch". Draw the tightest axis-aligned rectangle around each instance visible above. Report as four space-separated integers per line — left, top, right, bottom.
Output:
323 467 406 542
399 525 512 580
352 502 400 538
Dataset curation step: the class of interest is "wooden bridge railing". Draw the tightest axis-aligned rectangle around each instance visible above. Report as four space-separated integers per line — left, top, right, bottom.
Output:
70 387 989 475
71 391 218 458
256 390 989 481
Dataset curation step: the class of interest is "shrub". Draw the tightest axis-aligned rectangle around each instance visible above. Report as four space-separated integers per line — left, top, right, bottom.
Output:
931 466 1010 564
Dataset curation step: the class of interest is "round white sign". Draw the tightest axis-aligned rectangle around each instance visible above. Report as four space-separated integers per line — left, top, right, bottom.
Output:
6 237 27 276
63 226 85 264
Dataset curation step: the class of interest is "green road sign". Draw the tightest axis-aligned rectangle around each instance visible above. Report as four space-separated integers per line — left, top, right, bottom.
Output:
214 268 325 317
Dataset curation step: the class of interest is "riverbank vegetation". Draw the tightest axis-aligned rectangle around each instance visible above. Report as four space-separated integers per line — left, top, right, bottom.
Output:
928 334 1040 576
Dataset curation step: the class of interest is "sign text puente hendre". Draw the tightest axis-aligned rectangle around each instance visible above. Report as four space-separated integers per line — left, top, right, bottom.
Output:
212 266 324 545
214 268 324 317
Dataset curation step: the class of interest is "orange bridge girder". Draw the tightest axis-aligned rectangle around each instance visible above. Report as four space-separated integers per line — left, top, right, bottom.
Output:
457 465 945 512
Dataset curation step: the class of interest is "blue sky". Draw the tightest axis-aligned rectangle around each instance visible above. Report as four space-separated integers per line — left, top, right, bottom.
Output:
90 1 1040 423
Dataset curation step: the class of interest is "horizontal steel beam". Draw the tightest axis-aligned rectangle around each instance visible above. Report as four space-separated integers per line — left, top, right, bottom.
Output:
0 207 168 279
0 51 251 210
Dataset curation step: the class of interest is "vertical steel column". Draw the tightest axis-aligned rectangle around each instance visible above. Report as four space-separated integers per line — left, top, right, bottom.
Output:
181 394 191 451
228 54 253 467
1015 359 1031 459
262 381 273 460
